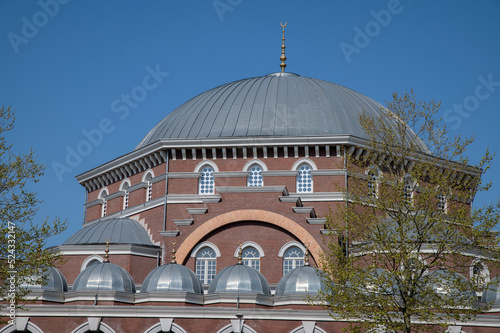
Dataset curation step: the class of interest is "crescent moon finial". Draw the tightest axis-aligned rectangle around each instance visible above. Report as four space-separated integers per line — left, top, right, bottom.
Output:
104 239 111 262
280 22 287 72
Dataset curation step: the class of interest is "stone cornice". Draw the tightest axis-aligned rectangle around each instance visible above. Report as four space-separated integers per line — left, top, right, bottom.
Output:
55 244 161 258
216 186 289 195
12 304 500 327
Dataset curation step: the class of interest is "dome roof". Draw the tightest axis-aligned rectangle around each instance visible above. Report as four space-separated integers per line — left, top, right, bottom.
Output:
64 217 154 246
482 276 500 303
275 265 326 296
22 266 68 292
141 263 203 294
208 264 271 295
425 269 474 300
72 262 136 293
136 72 428 153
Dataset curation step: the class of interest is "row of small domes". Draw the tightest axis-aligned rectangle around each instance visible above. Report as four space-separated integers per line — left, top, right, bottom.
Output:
31 262 500 304
29 258 325 297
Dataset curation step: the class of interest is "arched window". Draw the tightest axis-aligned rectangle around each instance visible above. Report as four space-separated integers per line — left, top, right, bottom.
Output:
283 246 305 276
81 255 104 272
143 171 154 202
367 167 381 198
242 246 261 271
247 165 263 186
296 163 313 193
437 193 447 212
403 175 415 205
199 166 215 194
195 247 217 284
99 189 108 217
470 259 490 288
121 180 130 209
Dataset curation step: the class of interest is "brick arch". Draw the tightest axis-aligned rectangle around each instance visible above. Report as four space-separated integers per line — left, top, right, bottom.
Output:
176 209 324 264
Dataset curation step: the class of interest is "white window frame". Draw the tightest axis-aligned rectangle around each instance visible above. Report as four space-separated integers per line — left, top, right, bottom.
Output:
366 166 382 198
195 161 218 195
99 188 108 217
142 170 154 202
244 159 267 187
120 179 131 209
403 175 416 205
279 241 306 276
191 242 221 285
80 255 104 272
293 158 316 193
233 242 265 272
470 259 490 287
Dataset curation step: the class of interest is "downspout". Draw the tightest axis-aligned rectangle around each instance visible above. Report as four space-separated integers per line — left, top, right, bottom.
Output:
163 150 170 232
161 150 170 267
344 146 349 258
83 188 88 224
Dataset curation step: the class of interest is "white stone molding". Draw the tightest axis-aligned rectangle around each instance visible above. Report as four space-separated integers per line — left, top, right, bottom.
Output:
191 241 221 258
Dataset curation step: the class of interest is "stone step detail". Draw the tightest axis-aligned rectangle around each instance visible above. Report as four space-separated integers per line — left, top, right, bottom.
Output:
187 208 208 215
292 207 317 218
173 219 194 226
306 218 326 225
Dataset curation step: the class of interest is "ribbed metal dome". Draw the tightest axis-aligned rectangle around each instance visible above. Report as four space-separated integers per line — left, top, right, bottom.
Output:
141 263 203 294
275 265 326 296
425 269 475 300
64 217 154 246
22 267 68 292
482 276 500 303
207 264 271 295
136 72 428 152
72 262 136 293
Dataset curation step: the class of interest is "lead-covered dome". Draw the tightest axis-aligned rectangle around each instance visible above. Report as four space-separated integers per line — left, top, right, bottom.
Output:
141 263 203 294
64 217 154 246
208 264 271 295
22 266 68 292
136 72 428 152
72 262 136 293
275 265 326 296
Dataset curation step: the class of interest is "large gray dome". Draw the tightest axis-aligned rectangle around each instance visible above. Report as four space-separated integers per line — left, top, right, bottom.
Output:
208 264 270 295
275 265 326 296
64 217 154 246
136 72 428 152
141 263 203 294
72 262 136 293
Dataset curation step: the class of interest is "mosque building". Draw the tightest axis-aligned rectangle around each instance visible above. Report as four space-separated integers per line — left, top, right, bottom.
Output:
2 25 500 333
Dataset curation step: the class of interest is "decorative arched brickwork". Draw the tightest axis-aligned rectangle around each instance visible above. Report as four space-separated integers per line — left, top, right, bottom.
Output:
176 209 323 265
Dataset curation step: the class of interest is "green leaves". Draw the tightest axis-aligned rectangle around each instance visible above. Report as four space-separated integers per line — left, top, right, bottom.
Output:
0 106 66 316
315 92 500 333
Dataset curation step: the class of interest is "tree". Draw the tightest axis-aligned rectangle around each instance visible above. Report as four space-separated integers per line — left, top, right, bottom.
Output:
315 90 500 332
0 106 66 317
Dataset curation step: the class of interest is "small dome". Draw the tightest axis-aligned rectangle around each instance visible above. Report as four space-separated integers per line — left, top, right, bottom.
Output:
426 270 474 300
22 267 68 292
482 276 500 303
141 263 203 294
64 217 154 246
208 264 270 295
275 265 326 296
73 262 136 293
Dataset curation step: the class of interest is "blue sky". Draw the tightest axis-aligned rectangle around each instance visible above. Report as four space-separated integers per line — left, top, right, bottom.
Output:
1 0 499 247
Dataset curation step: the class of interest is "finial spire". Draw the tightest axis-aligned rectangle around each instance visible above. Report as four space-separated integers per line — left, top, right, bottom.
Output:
171 241 177 264
237 243 243 265
280 22 287 72
104 239 110 263
304 244 310 266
